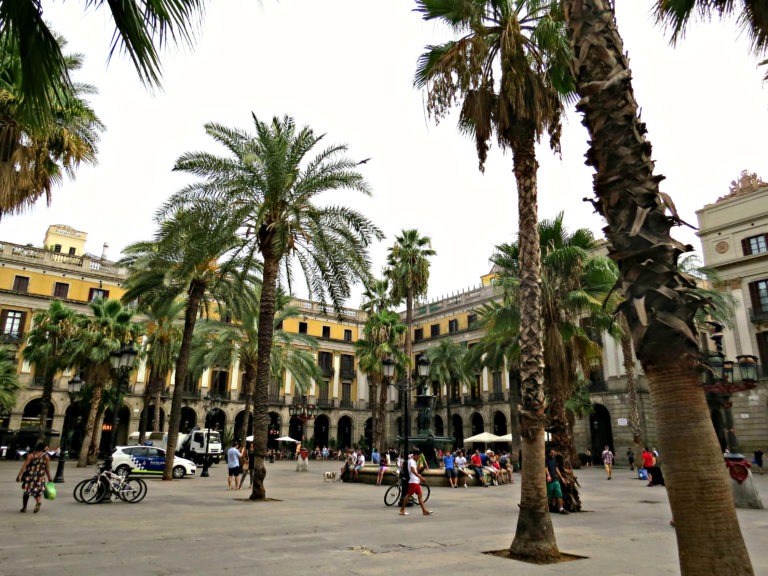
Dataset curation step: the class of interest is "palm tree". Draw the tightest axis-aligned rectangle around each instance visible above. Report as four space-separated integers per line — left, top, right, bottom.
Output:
355 308 407 452
22 300 79 441
136 296 185 444
492 214 620 510
415 0 574 559
653 0 768 79
0 31 103 218
0 0 205 129
165 114 382 498
0 345 20 412
426 339 470 449
121 202 255 480
562 1 754 572
190 291 323 445
73 299 142 466
385 228 435 390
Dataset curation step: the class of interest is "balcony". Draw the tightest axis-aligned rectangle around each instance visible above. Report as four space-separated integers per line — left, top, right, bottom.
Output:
316 398 333 408
339 399 353 409
489 392 505 402
319 365 334 378
182 389 202 400
0 331 24 345
340 368 356 380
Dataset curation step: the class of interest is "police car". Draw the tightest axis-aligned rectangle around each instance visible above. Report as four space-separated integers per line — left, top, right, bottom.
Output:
112 446 196 479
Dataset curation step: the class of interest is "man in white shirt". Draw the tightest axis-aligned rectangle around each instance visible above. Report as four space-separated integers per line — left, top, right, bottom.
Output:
398 453 433 516
351 451 365 481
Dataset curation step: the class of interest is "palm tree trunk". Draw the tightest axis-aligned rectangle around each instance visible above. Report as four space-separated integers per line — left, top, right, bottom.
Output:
238 365 256 445
509 128 559 560
563 1 753 572
377 373 388 452
163 281 205 481
78 382 102 467
250 250 280 500
620 321 643 448
138 366 154 444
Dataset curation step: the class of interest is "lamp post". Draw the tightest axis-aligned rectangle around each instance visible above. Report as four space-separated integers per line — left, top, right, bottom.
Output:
289 394 317 448
53 375 83 483
201 393 222 478
105 343 138 471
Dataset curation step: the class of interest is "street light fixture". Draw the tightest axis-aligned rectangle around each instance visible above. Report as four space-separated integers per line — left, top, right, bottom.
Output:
104 343 138 472
289 394 318 445
53 375 83 483
200 393 222 477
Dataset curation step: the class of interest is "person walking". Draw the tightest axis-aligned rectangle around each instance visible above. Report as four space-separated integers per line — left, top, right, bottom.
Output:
227 440 243 490
626 447 635 470
398 452 433 516
602 445 614 480
16 442 52 513
545 449 568 514
753 448 764 474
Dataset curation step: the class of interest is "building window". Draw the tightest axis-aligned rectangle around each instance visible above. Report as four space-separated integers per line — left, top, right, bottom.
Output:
430 324 440 337
340 354 355 379
344 329 352 342
68 247 76 256
322 325 331 339
749 279 768 314
12 276 29 293
743 234 768 256
414 328 423 342
1 310 25 337
492 371 502 395
467 313 477 329
448 318 459 333
341 382 352 407
53 282 69 299
53 244 62 253
210 369 229 397
88 288 109 302
318 351 333 376
299 321 308 334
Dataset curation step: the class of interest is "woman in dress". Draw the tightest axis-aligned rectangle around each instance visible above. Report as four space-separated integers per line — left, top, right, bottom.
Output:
16 442 52 513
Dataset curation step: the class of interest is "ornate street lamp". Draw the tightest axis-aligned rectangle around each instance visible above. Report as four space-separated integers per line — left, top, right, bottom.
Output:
200 393 222 478
53 375 83 483
289 394 318 445
104 343 138 471
736 355 760 383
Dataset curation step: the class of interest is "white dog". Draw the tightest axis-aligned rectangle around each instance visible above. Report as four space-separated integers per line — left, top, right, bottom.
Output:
323 471 337 482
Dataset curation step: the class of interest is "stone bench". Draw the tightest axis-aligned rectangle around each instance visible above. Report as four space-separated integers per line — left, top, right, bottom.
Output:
336 464 509 487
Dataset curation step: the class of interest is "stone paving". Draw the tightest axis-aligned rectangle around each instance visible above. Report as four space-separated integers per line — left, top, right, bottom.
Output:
1 459 766 576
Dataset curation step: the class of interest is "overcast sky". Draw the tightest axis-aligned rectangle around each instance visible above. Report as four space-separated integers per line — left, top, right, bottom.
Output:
5 1 768 306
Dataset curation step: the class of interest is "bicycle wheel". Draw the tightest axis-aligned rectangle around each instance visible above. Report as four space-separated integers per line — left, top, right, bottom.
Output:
79 477 107 504
73 479 91 503
421 484 430 503
384 484 400 506
118 478 147 503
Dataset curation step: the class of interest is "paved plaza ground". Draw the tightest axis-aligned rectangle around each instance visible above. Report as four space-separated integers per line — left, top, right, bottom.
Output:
1 459 767 576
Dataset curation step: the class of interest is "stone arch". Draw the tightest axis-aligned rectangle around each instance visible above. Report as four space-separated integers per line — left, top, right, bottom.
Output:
100 402 131 455
207 407 226 433
22 397 53 431
234 410 254 440
589 403 614 464
492 411 508 436
268 412 281 449
433 414 444 436
337 415 353 450
313 414 330 449
139 405 167 433
180 406 197 433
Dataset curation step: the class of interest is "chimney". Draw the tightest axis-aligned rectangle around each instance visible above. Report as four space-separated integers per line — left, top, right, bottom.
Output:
101 242 109 261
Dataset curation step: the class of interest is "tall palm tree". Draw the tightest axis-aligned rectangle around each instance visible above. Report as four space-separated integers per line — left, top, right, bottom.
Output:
355 308 407 452
654 0 768 79
0 0 205 129
426 339 470 449
190 291 323 445
385 229 435 461
22 300 79 441
167 114 383 498
73 299 142 466
562 1 754 572
0 345 20 412
415 0 573 559
0 31 103 218
121 203 256 480
482 213 619 510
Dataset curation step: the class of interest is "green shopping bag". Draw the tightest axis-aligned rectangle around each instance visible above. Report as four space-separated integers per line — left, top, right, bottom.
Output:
44 481 57 500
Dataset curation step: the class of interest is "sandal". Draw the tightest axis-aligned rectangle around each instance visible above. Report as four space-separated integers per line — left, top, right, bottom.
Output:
423 510 433 516
33 502 41 514
399 511 409 515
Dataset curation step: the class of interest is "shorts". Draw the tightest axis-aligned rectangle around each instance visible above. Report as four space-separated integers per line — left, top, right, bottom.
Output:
546 479 563 499
405 483 423 498
445 468 457 479
228 466 242 477
354 465 363 472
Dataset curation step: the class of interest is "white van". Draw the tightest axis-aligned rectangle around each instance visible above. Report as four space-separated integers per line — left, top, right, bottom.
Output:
127 431 166 446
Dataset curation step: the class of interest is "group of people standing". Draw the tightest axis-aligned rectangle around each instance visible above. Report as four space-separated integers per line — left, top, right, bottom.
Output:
226 440 256 490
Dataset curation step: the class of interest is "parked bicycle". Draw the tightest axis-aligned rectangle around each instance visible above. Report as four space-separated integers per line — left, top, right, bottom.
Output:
383 470 430 507
73 465 147 504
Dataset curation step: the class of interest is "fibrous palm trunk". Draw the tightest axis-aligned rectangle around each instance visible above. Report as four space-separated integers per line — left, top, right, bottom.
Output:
509 128 559 560
563 1 753 573
163 281 205 480
250 245 279 500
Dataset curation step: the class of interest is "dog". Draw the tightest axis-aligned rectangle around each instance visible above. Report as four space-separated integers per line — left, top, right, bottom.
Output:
323 471 337 482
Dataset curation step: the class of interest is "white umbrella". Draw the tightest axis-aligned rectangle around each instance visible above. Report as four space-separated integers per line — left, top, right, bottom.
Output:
497 434 513 442
464 432 501 443
275 436 299 443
